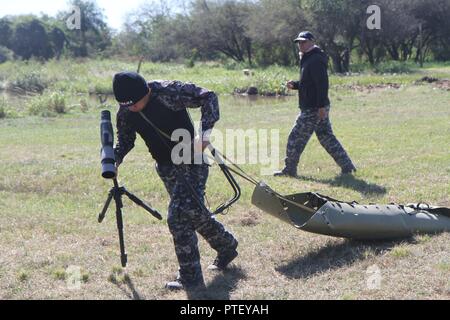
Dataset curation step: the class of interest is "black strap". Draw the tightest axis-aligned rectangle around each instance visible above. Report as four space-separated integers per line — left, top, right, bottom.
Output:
138 111 242 215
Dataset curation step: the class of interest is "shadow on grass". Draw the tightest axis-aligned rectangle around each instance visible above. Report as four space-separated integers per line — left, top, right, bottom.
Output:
111 274 144 300
187 266 247 300
298 174 387 196
276 238 415 279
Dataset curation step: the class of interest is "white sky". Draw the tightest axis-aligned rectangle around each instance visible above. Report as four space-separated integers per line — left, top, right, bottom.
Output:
0 0 148 30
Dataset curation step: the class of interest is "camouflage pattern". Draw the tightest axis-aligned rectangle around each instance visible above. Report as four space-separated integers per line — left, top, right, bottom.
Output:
284 106 355 173
114 80 235 287
149 80 220 133
115 80 219 165
156 162 238 285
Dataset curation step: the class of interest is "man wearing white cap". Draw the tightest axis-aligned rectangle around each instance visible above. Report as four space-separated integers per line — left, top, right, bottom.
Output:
275 31 356 177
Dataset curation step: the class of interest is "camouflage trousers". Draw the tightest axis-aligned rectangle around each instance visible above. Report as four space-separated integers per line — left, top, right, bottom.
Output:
284 107 355 173
156 163 237 285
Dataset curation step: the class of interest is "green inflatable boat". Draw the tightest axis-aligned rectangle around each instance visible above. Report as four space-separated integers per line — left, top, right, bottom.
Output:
251 182 450 240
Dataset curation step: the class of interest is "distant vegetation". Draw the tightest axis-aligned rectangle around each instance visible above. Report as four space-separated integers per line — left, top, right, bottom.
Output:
0 0 449 72
0 59 448 119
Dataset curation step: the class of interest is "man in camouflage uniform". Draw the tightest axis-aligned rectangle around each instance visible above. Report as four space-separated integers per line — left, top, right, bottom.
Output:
112 72 238 291
275 31 356 177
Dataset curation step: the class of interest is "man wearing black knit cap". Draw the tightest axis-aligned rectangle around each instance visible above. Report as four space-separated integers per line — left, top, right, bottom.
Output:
112 72 238 292
274 31 356 177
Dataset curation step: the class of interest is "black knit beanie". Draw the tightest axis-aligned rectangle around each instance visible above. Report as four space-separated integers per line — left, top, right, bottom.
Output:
113 72 150 107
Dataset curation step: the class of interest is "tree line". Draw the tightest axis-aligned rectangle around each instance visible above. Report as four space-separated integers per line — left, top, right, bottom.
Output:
1 0 449 72
0 0 111 63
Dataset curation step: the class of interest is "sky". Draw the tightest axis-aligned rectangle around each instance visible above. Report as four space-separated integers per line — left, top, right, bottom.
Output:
0 0 149 30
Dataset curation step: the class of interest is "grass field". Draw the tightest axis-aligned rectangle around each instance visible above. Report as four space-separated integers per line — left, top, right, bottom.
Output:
0 61 449 300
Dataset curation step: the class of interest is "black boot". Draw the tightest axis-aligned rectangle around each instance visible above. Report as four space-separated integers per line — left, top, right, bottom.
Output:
207 241 239 271
166 273 206 291
273 168 298 178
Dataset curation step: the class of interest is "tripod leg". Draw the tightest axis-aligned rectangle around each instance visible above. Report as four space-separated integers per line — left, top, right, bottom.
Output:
123 189 163 220
115 204 128 267
98 191 114 223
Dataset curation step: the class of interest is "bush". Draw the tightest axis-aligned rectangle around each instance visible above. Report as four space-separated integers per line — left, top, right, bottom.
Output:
222 59 248 71
79 98 90 112
374 61 414 74
185 57 195 68
234 67 289 96
349 62 370 73
27 91 66 117
10 70 49 93
0 46 14 64
185 49 199 68
251 70 288 96
0 98 8 118
89 79 113 95
50 92 66 114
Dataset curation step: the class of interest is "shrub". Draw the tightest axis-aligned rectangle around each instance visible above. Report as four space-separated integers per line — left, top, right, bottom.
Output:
222 59 248 71
185 57 195 68
17 270 29 282
10 70 49 93
0 46 14 64
90 79 112 95
27 91 66 117
0 106 5 119
50 92 66 114
79 98 90 112
374 61 414 74
0 97 8 118
251 71 288 96
235 67 289 96
52 268 67 281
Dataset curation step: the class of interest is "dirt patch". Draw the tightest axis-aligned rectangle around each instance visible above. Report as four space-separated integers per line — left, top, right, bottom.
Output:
233 87 288 97
418 76 439 83
416 77 450 91
335 78 450 92
229 210 260 227
434 80 450 91
335 83 402 92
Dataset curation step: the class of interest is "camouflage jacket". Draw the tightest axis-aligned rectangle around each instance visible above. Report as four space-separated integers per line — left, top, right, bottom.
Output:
114 80 220 165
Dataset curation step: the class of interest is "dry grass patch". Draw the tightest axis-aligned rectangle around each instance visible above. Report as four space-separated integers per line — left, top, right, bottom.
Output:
0 71 449 299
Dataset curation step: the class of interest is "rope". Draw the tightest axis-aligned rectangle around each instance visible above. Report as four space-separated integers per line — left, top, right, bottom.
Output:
206 147 260 185
205 150 315 214
139 110 314 214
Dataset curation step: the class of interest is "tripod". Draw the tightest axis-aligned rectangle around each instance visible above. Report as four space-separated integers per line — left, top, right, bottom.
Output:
98 178 163 267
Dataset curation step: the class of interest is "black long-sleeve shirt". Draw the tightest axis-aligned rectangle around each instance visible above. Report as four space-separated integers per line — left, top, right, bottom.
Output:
114 80 219 165
291 47 331 110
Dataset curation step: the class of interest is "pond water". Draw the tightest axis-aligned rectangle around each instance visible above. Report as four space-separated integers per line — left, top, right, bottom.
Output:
1 89 296 111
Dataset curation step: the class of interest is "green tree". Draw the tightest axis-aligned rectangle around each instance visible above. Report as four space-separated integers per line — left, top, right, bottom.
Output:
305 0 367 73
58 0 112 57
411 0 450 64
0 18 13 49
10 17 54 60
119 1 188 62
49 27 68 60
189 0 254 64
379 1 418 61
246 0 307 66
